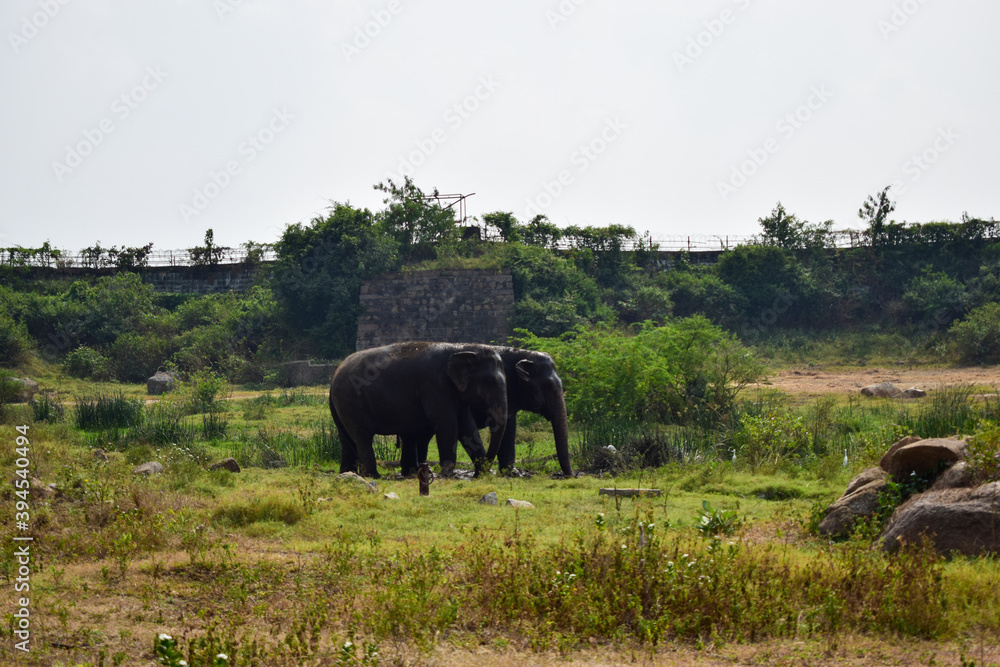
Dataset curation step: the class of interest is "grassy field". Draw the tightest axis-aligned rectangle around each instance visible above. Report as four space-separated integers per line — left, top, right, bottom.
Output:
2 374 1000 666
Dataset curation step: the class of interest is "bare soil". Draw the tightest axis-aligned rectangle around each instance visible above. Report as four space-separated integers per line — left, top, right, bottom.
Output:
756 365 1000 399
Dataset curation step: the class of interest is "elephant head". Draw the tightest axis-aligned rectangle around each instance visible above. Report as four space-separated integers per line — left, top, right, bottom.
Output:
447 348 508 445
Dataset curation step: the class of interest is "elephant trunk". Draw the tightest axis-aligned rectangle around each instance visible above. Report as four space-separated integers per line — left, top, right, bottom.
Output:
551 400 573 477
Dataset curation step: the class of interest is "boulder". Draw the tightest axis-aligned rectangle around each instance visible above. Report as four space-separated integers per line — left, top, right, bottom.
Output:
30 477 56 499
336 471 377 492
879 436 923 471
478 491 498 505
844 466 888 496
506 498 535 509
882 482 1000 557
861 382 902 398
882 438 967 478
817 477 887 537
929 461 974 491
901 387 927 399
133 461 164 476
146 370 177 396
209 458 241 473
12 378 39 403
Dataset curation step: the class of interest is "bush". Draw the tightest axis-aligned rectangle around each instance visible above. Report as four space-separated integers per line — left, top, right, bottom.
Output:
966 420 1000 483
108 332 172 383
950 302 1000 364
63 345 111 380
518 317 765 427
0 311 31 367
74 393 145 430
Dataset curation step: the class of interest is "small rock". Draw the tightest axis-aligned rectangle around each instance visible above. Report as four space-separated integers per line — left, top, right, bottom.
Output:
29 477 55 499
383 492 399 500
817 477 887 537
478 491 498 505
12 378 39 403
861 382 902 398
336 471 378 492
901 387 927 399
879 436 923 472
133 461 164 476
209 458 241 473
92 449 109 463
506 498 535 509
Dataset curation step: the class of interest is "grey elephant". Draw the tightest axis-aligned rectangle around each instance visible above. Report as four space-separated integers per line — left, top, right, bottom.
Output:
329 342 508 478
399 346 572 477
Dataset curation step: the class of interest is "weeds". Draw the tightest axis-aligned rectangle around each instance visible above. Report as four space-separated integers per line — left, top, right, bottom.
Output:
75 392 145 430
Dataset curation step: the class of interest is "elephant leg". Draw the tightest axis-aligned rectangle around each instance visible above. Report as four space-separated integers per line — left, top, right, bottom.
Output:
332 410 359 474
399 430 431 477
496 411 518 473
455 408 488 476
434 418 460 477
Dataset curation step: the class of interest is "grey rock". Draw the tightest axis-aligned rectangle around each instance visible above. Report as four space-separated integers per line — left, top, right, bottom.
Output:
901 387 927 399
12 378 39 403
29 477 55 499
478 491 498 505
209 458 241 473
146 370 177 396
92 448 109 463
336 471 377 492
882 482 1000 557
506 498 535 509
383 492 399 500
861 382 902 398
133 461 164 476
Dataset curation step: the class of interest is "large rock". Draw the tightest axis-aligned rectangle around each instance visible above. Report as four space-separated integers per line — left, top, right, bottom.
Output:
209 458 241 473
901 387 927 399
882 438 967 478
879 436 922 471
133 461 164 476
861 382 902 398
818 474 888 538
882 483 1000 557
929 461 973 491
843 466 888 496
11 378 39 403
147 370 177 396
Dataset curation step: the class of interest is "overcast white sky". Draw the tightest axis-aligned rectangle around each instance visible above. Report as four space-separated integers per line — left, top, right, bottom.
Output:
2 0 998 252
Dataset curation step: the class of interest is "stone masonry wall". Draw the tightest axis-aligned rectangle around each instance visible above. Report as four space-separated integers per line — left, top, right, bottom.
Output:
356 269 514 350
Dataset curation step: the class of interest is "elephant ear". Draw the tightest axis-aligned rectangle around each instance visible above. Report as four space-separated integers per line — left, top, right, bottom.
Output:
515 359 535 383
447 351 477 392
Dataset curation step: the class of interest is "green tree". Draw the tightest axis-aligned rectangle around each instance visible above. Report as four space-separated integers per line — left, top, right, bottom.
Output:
271 203 398 358
482 211 522 243
374 177 459 256
859 186 899 248
757 202 833 251
521 214 563 249
189 229 228 267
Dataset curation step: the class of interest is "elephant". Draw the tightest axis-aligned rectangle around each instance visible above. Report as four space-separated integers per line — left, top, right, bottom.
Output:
399 347 572 477
329 342 508 478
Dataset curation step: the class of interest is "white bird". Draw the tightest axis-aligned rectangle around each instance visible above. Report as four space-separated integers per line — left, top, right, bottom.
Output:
843 449 849 467
731 447 737 463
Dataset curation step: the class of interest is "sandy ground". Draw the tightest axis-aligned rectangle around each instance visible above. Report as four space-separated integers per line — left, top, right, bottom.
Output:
755 365 1000 398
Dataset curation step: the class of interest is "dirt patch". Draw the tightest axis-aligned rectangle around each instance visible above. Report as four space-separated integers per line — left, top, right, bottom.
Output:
755 365 1000 398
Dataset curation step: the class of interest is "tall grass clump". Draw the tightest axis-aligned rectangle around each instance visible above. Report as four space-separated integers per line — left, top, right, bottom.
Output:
228 420 340 469
74 392 145 430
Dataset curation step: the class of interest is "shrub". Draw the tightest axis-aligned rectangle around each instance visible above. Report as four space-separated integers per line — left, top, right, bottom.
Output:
108 332 171 383
734 410 811 472
966 420 1000 483
63 345 111 380
950 302 1000 364
0 311 31 367
74 393 145 430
